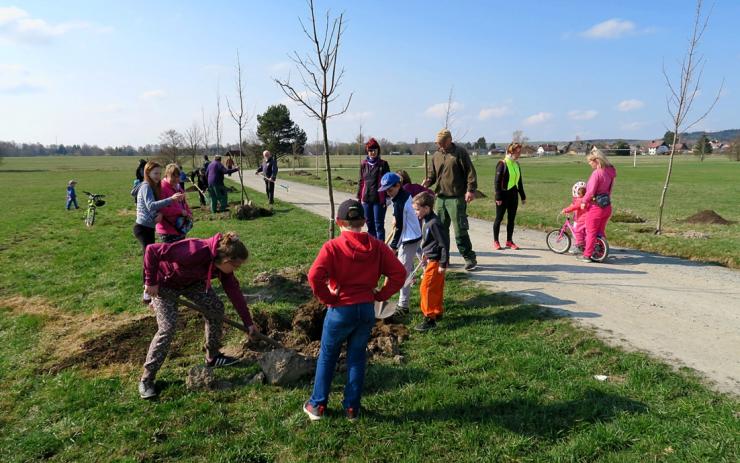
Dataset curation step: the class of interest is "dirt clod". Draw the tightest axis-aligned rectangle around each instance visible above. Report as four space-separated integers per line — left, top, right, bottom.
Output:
234 204 273 220
259 348 316 386
681 210 735 225
186 365 215 390
291 298 327 341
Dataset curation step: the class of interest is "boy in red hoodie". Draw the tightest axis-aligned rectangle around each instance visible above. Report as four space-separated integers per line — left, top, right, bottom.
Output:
303 199 406 421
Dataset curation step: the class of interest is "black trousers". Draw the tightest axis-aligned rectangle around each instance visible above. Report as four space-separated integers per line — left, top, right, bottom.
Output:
264 179 275 204
133 224 156 283
493 188 519 242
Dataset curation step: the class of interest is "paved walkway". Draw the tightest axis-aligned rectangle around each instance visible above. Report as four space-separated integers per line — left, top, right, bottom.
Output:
237 172 740 394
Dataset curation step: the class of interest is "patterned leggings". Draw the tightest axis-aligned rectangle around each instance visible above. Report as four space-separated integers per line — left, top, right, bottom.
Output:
142 281 225 381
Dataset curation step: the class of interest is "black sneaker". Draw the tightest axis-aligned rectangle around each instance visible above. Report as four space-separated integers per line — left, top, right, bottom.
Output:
464 260 477 271
396 305 409 315
138 379 157 399
414 317 437 332
205 353 240 368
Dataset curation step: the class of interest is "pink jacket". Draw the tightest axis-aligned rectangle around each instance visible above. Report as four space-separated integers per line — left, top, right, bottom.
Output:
581 166 617 208
143 233 253 327
563 197 588 223
155 179 191 235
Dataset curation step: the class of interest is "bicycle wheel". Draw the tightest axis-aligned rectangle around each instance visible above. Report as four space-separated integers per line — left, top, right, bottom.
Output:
546 229 571 254
85 207 96 227
591 237 609 262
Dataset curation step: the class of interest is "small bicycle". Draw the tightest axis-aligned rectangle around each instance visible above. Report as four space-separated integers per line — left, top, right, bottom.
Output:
82 191 106 227
546 214 609 262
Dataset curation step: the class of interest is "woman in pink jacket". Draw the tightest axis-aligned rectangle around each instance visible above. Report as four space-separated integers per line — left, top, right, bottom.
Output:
156 163 192 243
579 150 617 263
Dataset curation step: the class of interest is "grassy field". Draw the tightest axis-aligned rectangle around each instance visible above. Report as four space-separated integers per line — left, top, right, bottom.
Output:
0 156 738 462
286 154 740 268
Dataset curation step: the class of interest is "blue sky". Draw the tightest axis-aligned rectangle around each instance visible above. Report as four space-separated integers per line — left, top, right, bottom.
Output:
1 0 738 146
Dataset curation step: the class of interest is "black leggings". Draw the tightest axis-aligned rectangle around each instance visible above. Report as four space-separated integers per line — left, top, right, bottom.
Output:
133 224 156 283
264 179 275 204
493 189 519 242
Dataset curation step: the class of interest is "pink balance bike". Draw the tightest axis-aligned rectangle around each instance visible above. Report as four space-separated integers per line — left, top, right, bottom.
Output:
546 214 609 262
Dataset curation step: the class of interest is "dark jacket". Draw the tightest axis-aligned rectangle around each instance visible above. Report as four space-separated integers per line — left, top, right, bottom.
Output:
420 211 449 268
426 143 477 197
357 157 390 204
494 159 526 201
136 162 146 182
256 157 278 180
206 160 238 187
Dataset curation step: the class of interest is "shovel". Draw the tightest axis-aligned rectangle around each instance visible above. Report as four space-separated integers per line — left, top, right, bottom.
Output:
176 298 284 349
258 172 290 192
374 260 424 319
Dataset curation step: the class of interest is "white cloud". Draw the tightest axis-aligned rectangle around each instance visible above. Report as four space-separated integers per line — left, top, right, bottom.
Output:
0 6 111 45
524 112 552 125
425 101 463 118
582 18 636 39
479 105 510 120
139 89 167 100
568 109 598 121
0 63 45 94
617 99 645 111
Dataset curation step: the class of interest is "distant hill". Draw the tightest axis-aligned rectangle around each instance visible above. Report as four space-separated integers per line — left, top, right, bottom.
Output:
681 129 740 143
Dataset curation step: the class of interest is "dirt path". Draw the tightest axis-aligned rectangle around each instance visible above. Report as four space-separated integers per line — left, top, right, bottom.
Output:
237 172 740 395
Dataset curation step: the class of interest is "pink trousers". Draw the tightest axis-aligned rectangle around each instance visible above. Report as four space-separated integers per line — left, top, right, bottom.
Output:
584 205 611 258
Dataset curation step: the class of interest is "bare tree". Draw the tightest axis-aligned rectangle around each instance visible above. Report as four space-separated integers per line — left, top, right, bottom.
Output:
214 83 223 156
226 50 251 204
512 130 529 145
184 122 202 170
656 0 723 234
274 0 353 237
201 106 211 165
159 129 184 165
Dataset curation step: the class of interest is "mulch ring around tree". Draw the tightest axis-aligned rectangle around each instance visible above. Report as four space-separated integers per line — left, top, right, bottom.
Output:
680 210 735 225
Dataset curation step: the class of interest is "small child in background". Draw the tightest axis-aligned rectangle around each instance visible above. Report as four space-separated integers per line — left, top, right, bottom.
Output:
412 192 449 332
66 180 79 210
561 181 588 254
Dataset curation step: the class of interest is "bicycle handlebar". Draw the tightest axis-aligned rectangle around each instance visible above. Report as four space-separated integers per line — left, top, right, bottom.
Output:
82 191 105 198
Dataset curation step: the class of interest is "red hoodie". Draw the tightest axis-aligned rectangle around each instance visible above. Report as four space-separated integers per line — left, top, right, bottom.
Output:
143 233 253 327
308 230 406 307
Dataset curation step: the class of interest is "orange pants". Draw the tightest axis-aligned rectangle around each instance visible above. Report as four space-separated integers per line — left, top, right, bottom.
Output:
420 260 445 319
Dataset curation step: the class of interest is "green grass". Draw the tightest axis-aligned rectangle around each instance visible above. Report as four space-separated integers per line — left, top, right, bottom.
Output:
286 154 740 268
0 157 738 462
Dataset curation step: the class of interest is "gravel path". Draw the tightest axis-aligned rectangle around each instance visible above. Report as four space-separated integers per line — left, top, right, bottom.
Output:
237 172 740 394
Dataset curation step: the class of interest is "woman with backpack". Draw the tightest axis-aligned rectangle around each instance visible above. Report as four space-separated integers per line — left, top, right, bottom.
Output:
356 138 390 241
492 142 527 250
156 163 193 243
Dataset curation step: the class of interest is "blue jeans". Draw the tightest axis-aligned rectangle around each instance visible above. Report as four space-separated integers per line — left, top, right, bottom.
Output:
66 198 78 209
309 303 375 410
362 202 386 241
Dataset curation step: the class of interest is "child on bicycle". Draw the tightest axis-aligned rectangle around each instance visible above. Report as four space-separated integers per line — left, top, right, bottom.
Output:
561 181 588 254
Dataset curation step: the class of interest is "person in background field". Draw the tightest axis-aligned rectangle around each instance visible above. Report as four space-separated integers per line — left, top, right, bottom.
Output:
206 155 239 213
493 142 527 250
224 153 236 171
422 128 478 271
412 192 449 332
189 167 208 206
138 232 258 399
202 154 211 172
579 150 617 263
178 164 187 191
66 180 79 210
132 161 185 304
156 164 193 243
135 159 147 185
396 169 434 198
561 181 588 255
303 199 406 422
356 137 390 241
255 150 278 205
378 172 422 316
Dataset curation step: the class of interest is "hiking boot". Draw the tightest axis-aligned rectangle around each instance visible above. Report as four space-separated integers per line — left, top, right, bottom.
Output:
576 256 594 263
303 401 325 421
345 407 360 422
493 241 502 250
506 241 520 250
205 353 240 368
464 260 477 271
138 379 157 399
414 317 437 332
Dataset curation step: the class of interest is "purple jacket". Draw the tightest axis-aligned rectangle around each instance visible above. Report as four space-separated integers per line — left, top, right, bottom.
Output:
582 166 617 207
403 183 434 198
206 161 238 187
143 233 253 327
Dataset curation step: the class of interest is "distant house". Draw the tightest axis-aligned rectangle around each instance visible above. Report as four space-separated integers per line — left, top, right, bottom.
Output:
520 145 537 156
565 141 589 155
646 140 669 155
671 142 690 152
537 144 559 155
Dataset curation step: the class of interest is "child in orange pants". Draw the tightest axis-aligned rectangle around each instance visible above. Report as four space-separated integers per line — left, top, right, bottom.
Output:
412 192 449 332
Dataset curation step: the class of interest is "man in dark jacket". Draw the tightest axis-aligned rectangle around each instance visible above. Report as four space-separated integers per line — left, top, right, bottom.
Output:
422 129 478 271
206 155 239 212
255 150 278 204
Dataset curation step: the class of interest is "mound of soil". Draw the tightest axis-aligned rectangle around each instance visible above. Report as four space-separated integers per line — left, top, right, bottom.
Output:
681 210 735 225
612 210 646 223
49 311 202 373
251 267 312 302
234 204 274 220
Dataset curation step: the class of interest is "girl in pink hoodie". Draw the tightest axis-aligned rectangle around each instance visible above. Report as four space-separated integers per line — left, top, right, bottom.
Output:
156 164 192 243
561 181 588 254
579 151 617 262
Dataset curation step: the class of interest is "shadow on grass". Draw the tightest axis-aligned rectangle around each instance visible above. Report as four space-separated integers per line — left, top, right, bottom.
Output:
444 304 559 330
368 388 647 439
364 364 432 393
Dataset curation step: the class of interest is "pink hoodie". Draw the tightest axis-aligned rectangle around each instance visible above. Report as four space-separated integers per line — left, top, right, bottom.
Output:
155 179 191 236
563 197 589 223
143 233 253 327
581 166 617 208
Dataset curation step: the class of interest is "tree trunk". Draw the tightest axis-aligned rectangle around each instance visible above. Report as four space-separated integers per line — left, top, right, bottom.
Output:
322 121 335 238
424 150 429 180
656 131 679 234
